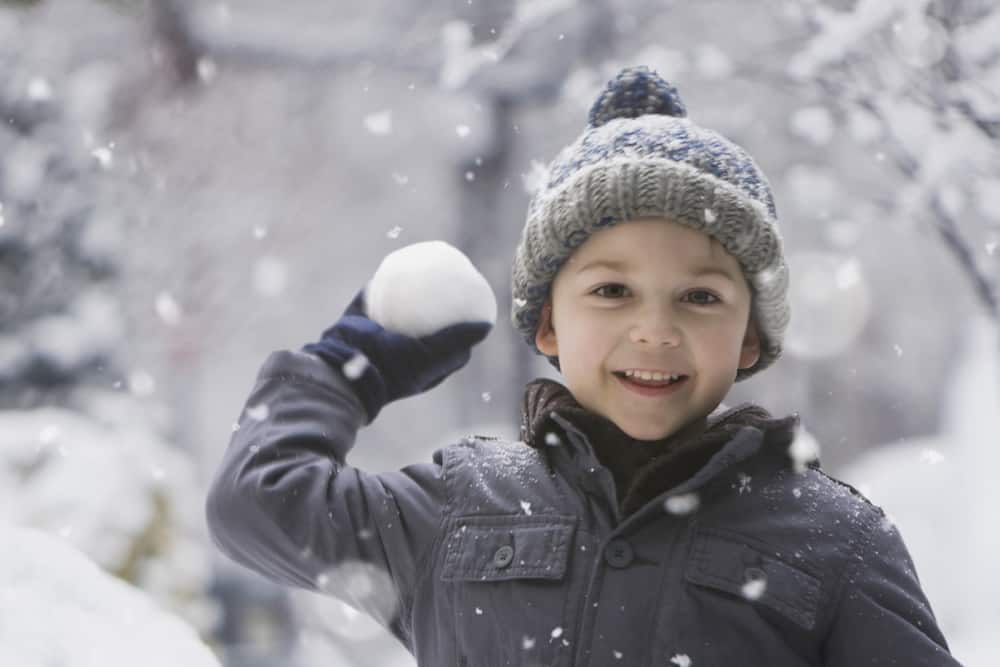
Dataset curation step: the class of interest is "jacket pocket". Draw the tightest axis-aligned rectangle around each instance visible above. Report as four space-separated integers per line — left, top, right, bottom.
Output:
684 526 822 632
442 514 580 667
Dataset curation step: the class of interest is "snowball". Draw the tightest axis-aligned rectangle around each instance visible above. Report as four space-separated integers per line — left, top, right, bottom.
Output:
365 241 496 337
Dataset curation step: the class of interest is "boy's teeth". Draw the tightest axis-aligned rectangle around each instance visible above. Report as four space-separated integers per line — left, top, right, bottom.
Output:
624 370 679 382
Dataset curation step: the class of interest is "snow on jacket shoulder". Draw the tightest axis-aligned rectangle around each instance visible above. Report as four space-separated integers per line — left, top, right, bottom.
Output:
205 349 962 667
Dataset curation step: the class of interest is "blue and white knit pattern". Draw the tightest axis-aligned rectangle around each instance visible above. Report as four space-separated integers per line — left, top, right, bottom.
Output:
510 66 789 381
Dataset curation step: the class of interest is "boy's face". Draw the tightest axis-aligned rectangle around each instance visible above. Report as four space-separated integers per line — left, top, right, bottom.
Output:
535 217 761 442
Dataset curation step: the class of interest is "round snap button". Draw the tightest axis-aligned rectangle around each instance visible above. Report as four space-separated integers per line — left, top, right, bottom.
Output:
604 538 634 568
493 545 514 568
743 566 767 583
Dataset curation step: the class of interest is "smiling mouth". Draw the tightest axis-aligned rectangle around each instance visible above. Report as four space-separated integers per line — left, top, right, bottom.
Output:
613 372 689 396
612 371 687 388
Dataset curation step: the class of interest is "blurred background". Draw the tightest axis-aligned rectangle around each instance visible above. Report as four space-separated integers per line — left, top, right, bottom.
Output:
1 0 997 665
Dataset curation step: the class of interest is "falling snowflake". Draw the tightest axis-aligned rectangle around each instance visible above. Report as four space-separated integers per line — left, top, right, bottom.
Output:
386 225 403 239
741 576 767 600
889 14 949 67
252 225 268 240
520 500 533 516
246 404 269 421
787 426 820 473
129 370 156 397
789 105 835 146
91 146 113 169
456 124 471 138
481 392 492 403
513 297 527 308
893 344 904 357
342 353 369 380
391 173 409 186
26 77 53 101
703 208 717 223
664 493 700 515
364 109 393 135
522 635 536 650
196 57 218 82
544 432 561 447
550 626 563 639
475 607 483 615
735 472 752 494
613 650 623 659
670 654 692 666
919 448 945 465
521 160 549 195
254 256 289 297
465 171 476 181
155 291 182 326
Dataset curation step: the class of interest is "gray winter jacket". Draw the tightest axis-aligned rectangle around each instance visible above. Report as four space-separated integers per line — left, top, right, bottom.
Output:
206 349 961 666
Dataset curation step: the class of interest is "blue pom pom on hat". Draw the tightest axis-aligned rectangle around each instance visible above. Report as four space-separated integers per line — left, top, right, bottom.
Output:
510 65 790 381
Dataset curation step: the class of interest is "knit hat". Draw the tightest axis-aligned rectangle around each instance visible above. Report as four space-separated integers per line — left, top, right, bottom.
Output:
510 65 789 381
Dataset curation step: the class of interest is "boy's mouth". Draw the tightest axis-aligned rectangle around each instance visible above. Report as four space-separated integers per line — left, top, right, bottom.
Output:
613 371 688 392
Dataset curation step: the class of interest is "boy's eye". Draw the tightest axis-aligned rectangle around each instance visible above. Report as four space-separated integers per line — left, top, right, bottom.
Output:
592 283 627 299
685 290 721 305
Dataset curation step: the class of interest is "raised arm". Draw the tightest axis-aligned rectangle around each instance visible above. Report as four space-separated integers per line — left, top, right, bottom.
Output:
205 349 448 636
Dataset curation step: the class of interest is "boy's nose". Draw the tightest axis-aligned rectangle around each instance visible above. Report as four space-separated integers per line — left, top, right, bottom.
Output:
629 319 681 347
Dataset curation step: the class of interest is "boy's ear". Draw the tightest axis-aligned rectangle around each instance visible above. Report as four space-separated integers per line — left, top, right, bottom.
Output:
738 316 762 370
535 300 559 356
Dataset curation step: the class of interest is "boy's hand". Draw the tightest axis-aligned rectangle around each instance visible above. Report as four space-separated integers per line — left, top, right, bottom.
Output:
302 287 492 424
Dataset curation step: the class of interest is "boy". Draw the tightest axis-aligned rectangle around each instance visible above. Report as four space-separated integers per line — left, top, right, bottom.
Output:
206 66 961 665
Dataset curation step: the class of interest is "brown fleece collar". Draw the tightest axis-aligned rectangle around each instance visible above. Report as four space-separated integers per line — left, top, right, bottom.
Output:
518 378 795 515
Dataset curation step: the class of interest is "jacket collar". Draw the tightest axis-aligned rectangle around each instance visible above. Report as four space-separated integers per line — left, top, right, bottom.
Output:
518 378 802 516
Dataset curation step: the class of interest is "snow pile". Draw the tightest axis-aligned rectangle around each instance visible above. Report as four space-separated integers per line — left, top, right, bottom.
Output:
839 314 999 666
0 522 220 667
365 240 497 337
0 391 219 634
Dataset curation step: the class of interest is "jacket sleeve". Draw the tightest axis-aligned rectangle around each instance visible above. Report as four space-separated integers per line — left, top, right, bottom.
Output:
204 349 448 635
822 510 963 666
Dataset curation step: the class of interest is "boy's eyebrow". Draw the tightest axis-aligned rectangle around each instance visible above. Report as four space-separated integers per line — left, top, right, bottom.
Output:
576 259 630 274
576 259 736 282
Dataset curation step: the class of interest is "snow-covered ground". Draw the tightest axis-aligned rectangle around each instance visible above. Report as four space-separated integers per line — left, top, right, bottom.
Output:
0 390 220 635
0 522 220 667
840 314 1000 666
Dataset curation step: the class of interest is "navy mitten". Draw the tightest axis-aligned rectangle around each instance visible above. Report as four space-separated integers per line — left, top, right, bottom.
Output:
302 287 493 424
